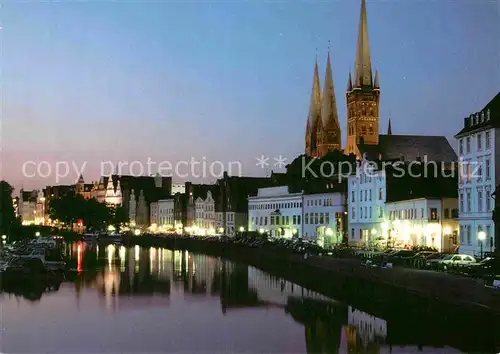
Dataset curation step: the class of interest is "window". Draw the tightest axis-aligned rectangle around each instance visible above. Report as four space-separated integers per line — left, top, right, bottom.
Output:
360 207 363 219
364 190 367 200
351 191 355 202
325 213 330 225
378 207 383 218
478 163 483 179
359 229 362 240
460 226 464 244
430 208 438 221
319 213 324 224
369 206 372 218
369 191 372 201
478 191 483 212
379 188 383 200
352 207 355 219
298 216 301 224
292 215 296 225
444 208 449 219
351 228 355 239
486 191 491 211
486 159 491 179
305 213 309 224
477 133 482 151
466 137 471 153
486 131 491 149
467 191 471 212
459 193 464 212
467 225 471 245
459 139 463 155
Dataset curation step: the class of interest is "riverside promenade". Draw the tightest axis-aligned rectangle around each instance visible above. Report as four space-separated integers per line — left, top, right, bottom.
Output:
125 235 500 315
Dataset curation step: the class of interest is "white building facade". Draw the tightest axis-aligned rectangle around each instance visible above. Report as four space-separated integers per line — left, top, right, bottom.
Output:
192 191 216 234
19 189 38 225
302 191 346 247
150 199 175 232
348 158 387 246
248 186 303 238
385 198 458 252
456 101 497 256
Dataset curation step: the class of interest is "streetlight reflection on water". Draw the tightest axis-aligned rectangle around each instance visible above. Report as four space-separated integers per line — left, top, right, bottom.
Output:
107 245 115 270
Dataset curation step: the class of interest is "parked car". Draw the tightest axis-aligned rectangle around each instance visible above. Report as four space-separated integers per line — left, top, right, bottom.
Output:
404 251 439 269
429 254 476 271
383 250 418 266
461 257 500 278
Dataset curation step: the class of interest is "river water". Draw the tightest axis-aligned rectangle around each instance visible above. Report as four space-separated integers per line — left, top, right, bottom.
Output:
0 243 494 353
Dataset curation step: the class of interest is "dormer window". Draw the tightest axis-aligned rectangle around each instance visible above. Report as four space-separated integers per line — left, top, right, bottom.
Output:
469 116 474 127
481 111 484 123
487 109 491 120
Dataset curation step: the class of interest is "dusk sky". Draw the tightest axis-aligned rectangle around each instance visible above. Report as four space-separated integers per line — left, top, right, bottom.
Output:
3 0 499 191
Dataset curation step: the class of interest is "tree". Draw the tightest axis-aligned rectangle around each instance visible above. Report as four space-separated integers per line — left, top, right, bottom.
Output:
0 181 20 236
112 205 129 232
49 194 112 232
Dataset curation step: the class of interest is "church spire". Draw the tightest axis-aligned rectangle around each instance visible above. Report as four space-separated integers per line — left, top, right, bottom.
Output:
321 51 340 130
305 57 322 156
354 0 373 88
388 119 392 135
347 72 353 92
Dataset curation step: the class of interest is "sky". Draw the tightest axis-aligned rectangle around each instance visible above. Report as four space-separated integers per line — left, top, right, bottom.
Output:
2 0 499 191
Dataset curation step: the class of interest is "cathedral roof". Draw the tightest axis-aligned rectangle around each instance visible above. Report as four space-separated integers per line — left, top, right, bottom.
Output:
357 134 457 163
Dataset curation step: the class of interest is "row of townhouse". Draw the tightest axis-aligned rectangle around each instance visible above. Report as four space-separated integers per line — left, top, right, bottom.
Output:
247 184 348 248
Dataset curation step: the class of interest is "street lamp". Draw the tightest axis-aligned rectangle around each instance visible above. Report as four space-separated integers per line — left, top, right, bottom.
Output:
239 226 244 232
35 231 40 237
478 231 486 259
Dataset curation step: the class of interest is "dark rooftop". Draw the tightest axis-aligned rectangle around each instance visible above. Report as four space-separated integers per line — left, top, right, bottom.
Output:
455 92 500 138
358 134 457 163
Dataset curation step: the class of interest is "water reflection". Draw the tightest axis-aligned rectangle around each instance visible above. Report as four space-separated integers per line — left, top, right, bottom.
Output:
1 244 495 353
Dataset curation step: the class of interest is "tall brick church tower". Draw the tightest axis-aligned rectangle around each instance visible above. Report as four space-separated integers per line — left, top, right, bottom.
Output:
345 0 380 157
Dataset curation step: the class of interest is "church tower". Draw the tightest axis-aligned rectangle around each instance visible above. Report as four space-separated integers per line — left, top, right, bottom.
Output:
317 51 341 156
346 0 380 157
305 58 322 157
